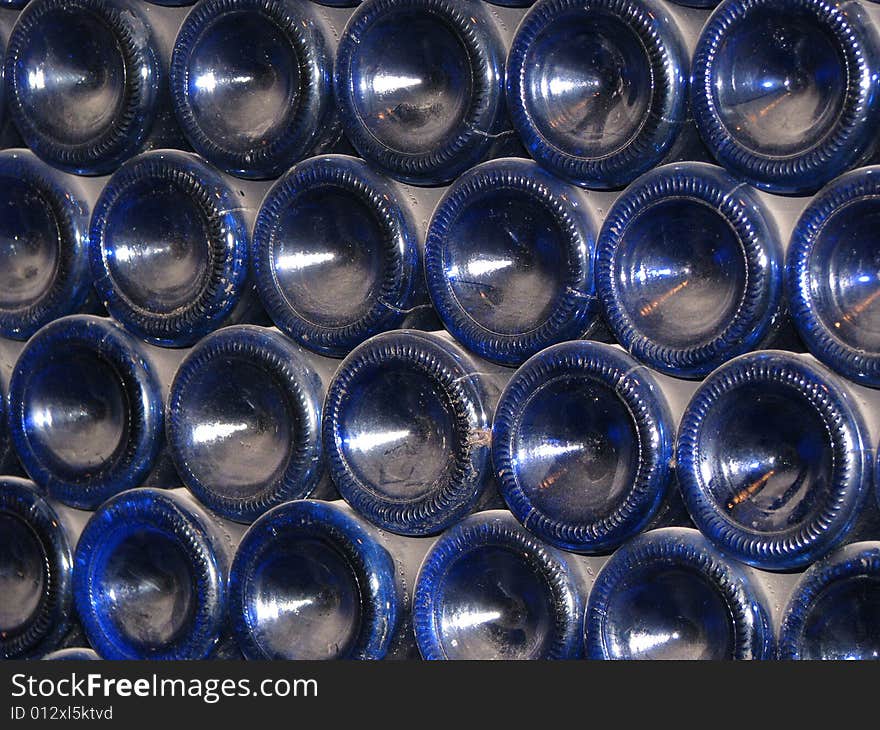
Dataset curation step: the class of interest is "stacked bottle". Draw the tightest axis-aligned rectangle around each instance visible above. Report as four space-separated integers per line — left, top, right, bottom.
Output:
166 324 338 523
0 477 90 659
3 0 188 174
251 154 438 357
0 0 878 665
505 0 708 189
7 315 183 510
690 0 880 194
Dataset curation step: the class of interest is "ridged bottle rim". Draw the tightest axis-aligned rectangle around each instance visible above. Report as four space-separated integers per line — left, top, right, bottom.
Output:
492 341 675 553
596 162 783 378
413 511 583 659
787 165 880 388
3 0 160 175
7 315 165 510
506 0 689 190
170 0 334 179
425 158 598 366
0 477 74 659
323 330 492 536
0 378 12 474
167 325 325 523
74 488 226 660
334 0 506 185
691 0 880 194
0 150 93 340
252 155 422 357
677 350 870 570
229 499 400 659
89 150 251 347
585 527 775 659
779 541 880 659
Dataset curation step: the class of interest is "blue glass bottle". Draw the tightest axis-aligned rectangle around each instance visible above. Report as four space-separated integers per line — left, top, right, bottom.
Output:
0 28 6 136
0 149 99 341
230 499 419 659
90 150 265 347
0 477 85 659
0 335 23 475
170 0 343 179
7 315 180 510
779 541 880 660
413 510 583 659
3 0 185 175
506 0 691 189
585 527 775 659
0 352 16 476
426 158 600 366
167 325 336 523
691 0 880 194
787 166 880 388
0 395 11 474
323 330 504 536
74 488 236 660
42 648 101 660
493 341 676 553
334 0 507 185
596 162 785 378
678 350 871 571
252 155 435 357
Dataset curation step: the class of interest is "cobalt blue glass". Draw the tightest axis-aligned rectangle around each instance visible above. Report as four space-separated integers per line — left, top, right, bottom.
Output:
678 350 871 571
90 150 259 348
167 325 328 523
596 162 784 378
0 34 5 133
425 158 599 366
0 149 95 341
0 371 14 475
7 315 166 510
413 510 583 660
780 541 880 660
230 500 402 659
323 330 497 536
334 0 507 185
585 527 775 660
42 648 101 660
170 0 341 179
4 0 173 175
506 0 689 189
252 155 428 357
74 488 231 660
787 166 880 388
691 0 880 194
493 341 675 553
0 477 77 659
